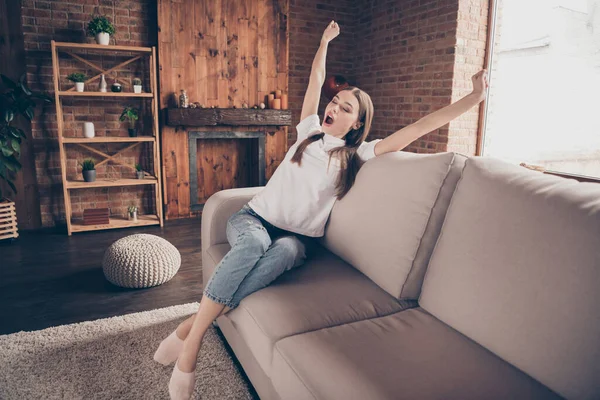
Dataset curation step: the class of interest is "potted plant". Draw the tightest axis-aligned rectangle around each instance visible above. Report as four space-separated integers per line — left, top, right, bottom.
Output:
0 74 52 199
86 15 115 45
135 163 144 179
67 72 87 92
127 205 138 222
133 77 142 94
120 106 139 137
80 158 96 182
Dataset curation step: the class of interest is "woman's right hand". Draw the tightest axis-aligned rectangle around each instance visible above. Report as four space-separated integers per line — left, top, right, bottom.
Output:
321 21 340 44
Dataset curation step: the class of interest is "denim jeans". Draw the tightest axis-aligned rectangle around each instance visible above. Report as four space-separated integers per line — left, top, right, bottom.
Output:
203 203 318 309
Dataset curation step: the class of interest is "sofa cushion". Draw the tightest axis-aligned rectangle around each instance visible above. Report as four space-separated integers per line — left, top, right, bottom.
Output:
420 157 600 400
216 245 416 378
272 308 559 400
321 151 458 299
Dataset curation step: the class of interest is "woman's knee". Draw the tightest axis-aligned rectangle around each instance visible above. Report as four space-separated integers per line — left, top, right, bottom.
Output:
272 236 307 268
236 227 272 253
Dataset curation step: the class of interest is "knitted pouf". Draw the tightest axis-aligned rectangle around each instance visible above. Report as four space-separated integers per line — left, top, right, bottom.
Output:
102 234 181 288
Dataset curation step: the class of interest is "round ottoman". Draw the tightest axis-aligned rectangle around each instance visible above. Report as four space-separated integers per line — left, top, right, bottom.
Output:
102 234 181 288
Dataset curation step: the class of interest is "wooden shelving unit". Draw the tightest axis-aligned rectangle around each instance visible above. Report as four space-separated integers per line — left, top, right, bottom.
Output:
50 40 163 235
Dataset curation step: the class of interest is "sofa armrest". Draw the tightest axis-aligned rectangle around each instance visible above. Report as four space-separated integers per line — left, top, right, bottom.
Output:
201 186 264 263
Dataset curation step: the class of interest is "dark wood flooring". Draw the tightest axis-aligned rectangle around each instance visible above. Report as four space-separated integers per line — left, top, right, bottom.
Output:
1 218 205 335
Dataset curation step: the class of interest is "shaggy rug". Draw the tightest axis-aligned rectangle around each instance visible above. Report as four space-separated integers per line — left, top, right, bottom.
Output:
0 302 255 399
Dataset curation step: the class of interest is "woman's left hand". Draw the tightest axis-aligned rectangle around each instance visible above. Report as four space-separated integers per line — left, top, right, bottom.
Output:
471 69 489 101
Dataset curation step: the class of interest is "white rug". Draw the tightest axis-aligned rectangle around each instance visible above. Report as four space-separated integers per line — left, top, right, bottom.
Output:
0 302 255 400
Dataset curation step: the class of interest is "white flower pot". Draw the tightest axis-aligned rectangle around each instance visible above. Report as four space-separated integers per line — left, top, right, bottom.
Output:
95 32 110 45
83 122 95 138
133 85 142 94
75 82 85 92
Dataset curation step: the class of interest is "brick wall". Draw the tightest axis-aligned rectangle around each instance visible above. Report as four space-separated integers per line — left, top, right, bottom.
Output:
21 0 157 227
446 0 489 155
289 0 488 154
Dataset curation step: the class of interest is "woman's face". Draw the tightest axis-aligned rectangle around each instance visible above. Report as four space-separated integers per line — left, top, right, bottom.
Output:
322 90 361 138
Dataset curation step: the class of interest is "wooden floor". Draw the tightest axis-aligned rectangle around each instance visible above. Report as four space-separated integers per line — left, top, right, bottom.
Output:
1 218 205 335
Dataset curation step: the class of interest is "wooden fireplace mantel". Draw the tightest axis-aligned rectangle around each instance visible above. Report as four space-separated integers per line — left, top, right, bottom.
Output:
166 108 292 127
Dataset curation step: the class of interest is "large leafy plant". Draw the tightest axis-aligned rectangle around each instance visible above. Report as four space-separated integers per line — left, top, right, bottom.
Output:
0 74 52 197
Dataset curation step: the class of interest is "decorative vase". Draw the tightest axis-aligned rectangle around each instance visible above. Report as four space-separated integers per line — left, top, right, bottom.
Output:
99 75 107 92
95 32 110 45
83 122 95 138
136 170 144 179
323 75 349 100
128 211 138 222
75 82 85 92
111 83 122 93
133 85 142 94
83 170 96 182
179 89 189 108
128 128 138 137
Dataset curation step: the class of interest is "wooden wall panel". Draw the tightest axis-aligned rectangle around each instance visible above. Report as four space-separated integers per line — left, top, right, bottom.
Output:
158 0 289 219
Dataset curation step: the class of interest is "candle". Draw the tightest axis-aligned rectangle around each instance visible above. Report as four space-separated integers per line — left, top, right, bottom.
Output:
281 93 288 110
272 98 281 109
267 93 275 109
275 89 282 99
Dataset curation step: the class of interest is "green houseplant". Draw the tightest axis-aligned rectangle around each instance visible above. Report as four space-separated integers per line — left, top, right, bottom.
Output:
67 72 87 92
120 106 139 137
87 15 115 45
127 204 138 221
135 163 144 179
0 74 52 198
80 158 96 182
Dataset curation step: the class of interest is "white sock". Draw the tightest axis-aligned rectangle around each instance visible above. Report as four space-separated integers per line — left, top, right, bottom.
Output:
153 330 184 366
168 360 196 400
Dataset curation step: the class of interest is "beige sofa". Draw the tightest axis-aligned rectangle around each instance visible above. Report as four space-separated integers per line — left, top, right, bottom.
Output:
201 151 600 400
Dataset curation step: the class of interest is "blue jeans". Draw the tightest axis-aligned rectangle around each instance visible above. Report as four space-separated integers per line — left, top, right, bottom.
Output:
203 204 317 309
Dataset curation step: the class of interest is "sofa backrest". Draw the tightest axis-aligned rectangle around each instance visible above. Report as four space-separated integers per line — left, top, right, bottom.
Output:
419 157 600 400
321 151 466 300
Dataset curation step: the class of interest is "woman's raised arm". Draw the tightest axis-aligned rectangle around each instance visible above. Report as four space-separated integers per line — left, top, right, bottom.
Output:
300 21 340 121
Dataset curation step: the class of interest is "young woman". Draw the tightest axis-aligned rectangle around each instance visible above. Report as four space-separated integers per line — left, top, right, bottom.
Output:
156 20 489 400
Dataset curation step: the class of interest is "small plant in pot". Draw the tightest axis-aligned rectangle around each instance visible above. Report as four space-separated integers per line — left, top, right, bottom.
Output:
80 158 96 182
133 77 142 94
119 106 139 137
87 15 115 45
127 205 138 222
67 73 87 92
135 163 144 179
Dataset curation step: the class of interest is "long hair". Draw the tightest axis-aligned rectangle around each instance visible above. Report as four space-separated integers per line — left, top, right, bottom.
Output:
291 86 374 200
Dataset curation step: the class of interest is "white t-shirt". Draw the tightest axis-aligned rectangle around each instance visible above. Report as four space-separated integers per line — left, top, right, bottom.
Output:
248 114 381 237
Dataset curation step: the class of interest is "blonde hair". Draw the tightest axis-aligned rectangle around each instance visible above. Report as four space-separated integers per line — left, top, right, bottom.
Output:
291 86 374 200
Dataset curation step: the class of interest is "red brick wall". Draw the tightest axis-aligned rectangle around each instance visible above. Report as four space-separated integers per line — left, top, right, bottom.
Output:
353 0 459 153
21 0 157 227
289 0 488 154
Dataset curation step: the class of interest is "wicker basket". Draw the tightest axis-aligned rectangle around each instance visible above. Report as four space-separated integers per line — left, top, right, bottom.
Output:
0 198 18 241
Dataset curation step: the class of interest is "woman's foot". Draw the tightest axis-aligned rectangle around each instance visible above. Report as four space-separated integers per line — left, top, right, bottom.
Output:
154 330 184 366
169 360 196 400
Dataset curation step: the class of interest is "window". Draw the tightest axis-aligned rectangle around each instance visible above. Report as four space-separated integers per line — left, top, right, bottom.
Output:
482 0 600 180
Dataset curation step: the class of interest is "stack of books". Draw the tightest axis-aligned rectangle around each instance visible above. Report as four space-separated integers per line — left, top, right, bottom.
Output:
83 208 110 225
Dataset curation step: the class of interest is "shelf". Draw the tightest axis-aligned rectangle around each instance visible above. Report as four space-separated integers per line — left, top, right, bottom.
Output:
70 215 160 233
54 42 152 53
166 108 292 126
66 178 158 189
59 91 154 98
63 137 155 143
